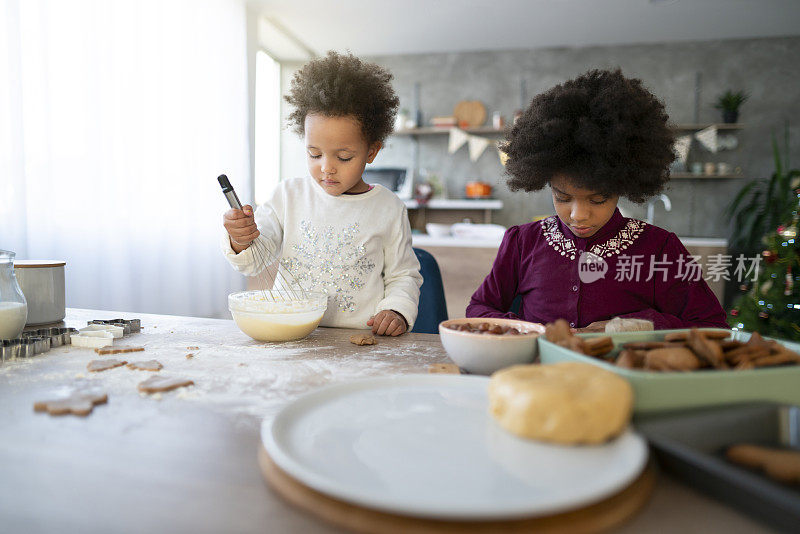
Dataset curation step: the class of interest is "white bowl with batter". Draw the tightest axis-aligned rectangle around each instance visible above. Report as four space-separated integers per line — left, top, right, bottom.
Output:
228 290 327 342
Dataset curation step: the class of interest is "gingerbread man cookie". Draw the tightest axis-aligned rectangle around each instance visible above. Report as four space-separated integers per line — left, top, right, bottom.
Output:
34 392 108 417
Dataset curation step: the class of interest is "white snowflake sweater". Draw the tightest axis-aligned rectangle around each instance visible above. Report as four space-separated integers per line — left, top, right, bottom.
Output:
222 177 423 330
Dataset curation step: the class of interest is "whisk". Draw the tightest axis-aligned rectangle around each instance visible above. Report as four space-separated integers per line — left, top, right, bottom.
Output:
217 174 308 302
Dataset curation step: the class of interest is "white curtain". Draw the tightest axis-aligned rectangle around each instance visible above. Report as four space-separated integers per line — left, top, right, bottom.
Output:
0 0 249 318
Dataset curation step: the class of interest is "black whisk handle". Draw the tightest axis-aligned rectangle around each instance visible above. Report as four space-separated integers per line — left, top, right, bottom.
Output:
217 174 243 210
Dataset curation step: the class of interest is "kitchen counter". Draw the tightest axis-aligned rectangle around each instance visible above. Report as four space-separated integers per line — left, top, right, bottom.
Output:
0 309 775 533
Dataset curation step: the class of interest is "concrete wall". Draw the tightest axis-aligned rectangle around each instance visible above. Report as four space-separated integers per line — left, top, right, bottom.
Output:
276 36 800 238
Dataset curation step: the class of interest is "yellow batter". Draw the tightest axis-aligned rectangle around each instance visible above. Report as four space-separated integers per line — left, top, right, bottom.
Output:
228 290 327 342
232 311 323 342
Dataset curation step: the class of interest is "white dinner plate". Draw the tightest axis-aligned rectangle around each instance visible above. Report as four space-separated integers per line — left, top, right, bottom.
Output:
261 375 648 520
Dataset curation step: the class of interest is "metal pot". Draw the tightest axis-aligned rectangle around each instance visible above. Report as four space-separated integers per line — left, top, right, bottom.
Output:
465 181 492 199
14 261 66 325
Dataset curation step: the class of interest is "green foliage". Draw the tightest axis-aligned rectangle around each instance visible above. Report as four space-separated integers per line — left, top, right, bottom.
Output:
728 126 800 340
714 90 749 112
726 128 799 253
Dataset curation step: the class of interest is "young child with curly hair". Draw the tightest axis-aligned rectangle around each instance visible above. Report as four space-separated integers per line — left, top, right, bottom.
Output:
222 51 422 336
467 69 728 331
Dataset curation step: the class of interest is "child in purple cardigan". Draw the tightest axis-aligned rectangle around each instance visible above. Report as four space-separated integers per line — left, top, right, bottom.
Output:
467 69 728 331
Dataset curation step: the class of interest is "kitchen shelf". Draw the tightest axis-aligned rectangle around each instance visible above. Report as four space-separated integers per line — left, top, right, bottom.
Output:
392 126 505 136
404 199 503 210
671 173 743 179
393 123 743 137
672 123 744 131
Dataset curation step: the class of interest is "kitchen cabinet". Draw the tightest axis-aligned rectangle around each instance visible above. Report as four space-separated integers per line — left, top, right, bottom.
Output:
405 198 503 229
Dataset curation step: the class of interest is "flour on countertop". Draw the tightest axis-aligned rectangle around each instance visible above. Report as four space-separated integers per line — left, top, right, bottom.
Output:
1 316 447 429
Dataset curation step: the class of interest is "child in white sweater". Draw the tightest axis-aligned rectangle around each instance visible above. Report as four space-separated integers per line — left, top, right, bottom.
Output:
222 51 422 336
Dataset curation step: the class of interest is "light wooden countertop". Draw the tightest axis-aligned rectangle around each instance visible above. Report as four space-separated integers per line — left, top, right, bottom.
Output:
0 309 775 533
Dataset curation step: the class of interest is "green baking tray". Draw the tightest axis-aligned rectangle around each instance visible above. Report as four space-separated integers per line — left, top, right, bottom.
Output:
537 329 800 413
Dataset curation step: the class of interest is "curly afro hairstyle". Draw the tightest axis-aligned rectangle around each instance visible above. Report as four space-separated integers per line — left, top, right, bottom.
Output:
500 69 675 203
284 51 399 146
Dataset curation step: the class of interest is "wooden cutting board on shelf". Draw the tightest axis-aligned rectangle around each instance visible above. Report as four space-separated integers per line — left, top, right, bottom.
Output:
453 100 487 127
258 445 657 534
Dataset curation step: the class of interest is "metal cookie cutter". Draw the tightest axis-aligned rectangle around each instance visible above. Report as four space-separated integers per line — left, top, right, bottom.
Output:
61 327 78 345
1 339 21 362
20 332 51 354
110 318 141 334
88 318 141 335
13 338 36 358
17 339 35 358
41 327 65 348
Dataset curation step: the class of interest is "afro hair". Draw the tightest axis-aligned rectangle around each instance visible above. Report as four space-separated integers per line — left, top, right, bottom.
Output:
285 51 399 146
500 69 675 203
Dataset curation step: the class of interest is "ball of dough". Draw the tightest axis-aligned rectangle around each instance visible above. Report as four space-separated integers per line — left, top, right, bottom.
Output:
488 362 633 445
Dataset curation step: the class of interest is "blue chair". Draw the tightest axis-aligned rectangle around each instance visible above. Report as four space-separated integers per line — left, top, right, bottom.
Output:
411 248 448 334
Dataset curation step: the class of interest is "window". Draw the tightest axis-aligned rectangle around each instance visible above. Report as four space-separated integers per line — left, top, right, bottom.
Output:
255 50 281 205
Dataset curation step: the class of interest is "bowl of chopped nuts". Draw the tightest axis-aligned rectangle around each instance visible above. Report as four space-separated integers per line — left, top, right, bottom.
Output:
438 318 545 375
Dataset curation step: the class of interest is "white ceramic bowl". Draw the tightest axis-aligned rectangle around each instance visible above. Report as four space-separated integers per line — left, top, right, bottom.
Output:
228 290 327 342
425 223 453 238
439 318 545 375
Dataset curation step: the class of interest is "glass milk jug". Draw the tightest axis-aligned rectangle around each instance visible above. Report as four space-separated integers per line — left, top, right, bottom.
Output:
0 250 28 339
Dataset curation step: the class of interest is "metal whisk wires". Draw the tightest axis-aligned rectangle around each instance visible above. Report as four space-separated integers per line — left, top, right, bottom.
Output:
217 174 308 302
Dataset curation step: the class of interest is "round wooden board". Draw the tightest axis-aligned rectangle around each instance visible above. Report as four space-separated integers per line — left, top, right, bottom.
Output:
453 100 487 127
258 445 656 534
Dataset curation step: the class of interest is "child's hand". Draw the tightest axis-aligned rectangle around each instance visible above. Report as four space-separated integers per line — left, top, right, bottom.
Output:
367 310 407 336
223 204 260 254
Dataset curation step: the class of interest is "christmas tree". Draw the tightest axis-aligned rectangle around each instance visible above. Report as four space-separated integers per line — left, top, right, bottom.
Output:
729 188 800 340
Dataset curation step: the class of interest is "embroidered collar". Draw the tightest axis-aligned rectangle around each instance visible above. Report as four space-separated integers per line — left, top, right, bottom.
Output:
542 210 647 260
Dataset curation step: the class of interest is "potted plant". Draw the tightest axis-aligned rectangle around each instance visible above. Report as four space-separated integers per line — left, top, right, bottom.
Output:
714 90 749 124
726 126 798 253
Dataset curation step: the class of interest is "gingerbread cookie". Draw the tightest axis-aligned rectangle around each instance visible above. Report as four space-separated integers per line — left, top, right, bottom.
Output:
616 349 645 369
94 346 145 355
583 336 614 357
687 329 727 368
644 347 701 371
663 329 730 342
544 319 572 344
87 359 127 372
34 392 108 416
127 360 163 371
350 334 376 346
726 444 800 484
138 376 194 394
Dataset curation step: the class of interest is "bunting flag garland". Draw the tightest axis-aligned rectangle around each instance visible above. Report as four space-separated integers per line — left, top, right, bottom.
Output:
447 127 494 162
695 125 719 153
673 134 692 165
467 135 491 162
497 143 509 166
447 128 469 154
